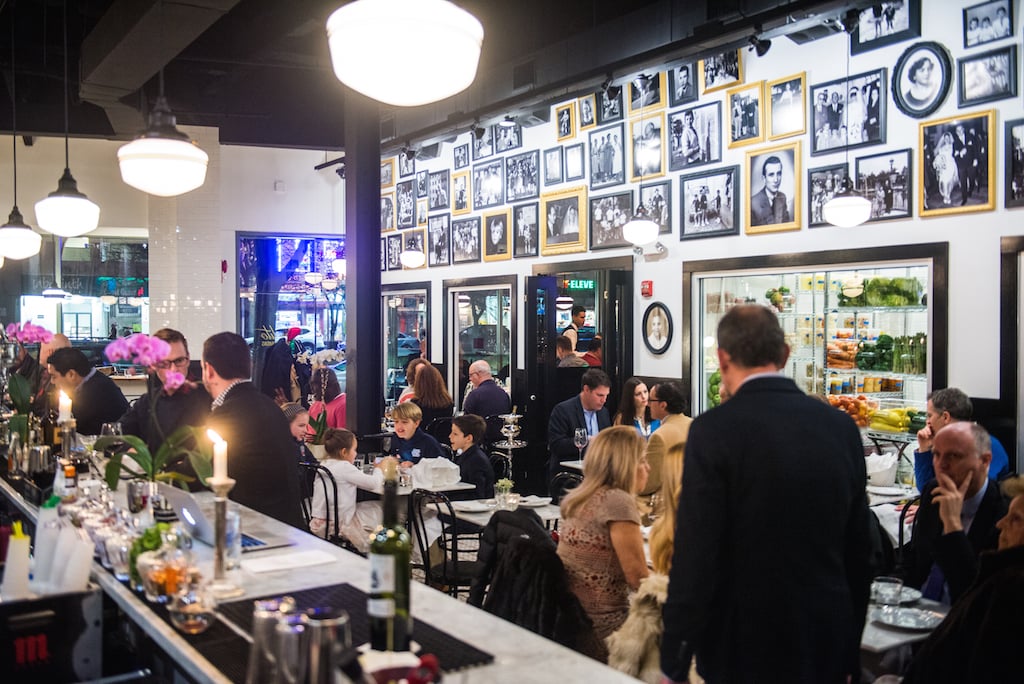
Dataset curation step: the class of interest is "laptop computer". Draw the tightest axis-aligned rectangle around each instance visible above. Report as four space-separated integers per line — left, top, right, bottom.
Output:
157 483 296 553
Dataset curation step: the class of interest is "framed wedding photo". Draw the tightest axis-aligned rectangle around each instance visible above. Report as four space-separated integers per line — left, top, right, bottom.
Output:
472 160 505 210
628 72 666 115
589 123 626 191
589 190 633 251
639 181 672 235
541 186 588 256
629 112 666 181
556 103 576 141
451 217 481 264
505 149 540 202
565 143 586 181
855 148 913 222
427 214 451 267
963 0 1013 49
809 68 887 156
679 165 739 240
726 81 764 148
958 45 1017 106
850 0 920 55
668 101 722 172
512 202 540 258
642 302 673 355
892 42 952 119
745 141 802 234
483 209 512 262
451 171 470 216
544 146 564 186
1005 118 1024 208
918 110 995 217
766 73 805 140
668 61 698 107
578 94 597 130
699 50 742 94
807 163 848 228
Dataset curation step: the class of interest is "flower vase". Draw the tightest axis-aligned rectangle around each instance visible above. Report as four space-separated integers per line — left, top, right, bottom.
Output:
308 444 327 461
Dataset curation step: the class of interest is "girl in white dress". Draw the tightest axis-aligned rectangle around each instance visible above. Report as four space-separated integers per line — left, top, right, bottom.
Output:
310 429 387 551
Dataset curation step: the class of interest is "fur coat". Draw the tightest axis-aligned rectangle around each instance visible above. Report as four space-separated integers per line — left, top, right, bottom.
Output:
606 573 669 684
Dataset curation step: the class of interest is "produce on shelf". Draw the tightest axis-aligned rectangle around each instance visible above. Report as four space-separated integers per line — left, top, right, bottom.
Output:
827 394 877 428
837 277 922 308
869 407 920 433
826 340 858 369
707 369 722 408
764 286 790 312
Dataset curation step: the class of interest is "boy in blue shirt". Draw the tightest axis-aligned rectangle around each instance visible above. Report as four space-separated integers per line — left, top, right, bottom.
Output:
391 401 445 465
450 414 495 498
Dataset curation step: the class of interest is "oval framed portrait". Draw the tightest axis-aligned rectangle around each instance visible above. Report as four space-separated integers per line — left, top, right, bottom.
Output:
642 302 673 355
892 41 952 119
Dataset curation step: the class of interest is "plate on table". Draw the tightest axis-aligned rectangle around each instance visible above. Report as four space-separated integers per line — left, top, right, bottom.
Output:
867 485 910 496
451 500 493 513
871 582 922 604
518 495 552 508
872 606 944 631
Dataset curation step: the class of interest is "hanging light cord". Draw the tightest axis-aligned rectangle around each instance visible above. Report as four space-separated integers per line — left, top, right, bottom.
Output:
10 7 18 206
62 0 69 169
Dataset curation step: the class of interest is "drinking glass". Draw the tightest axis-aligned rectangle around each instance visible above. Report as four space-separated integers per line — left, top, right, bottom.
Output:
225 510 242 571
126 479 154 515
573 428 588 461
275 615 308 684
101 422 123 438
874 575 904 618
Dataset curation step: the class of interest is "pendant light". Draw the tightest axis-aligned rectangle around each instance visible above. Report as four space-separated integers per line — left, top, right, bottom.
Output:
0 5 41 260
36 0 100 238
326 0 484 107
823 11 872 228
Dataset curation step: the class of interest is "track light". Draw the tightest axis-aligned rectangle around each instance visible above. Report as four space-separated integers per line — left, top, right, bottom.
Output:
472 123 487 140
402 146 417 161
601 78 622 101
335 165 346 179
748 34 771 57
632 73 650 90
498 115 516 128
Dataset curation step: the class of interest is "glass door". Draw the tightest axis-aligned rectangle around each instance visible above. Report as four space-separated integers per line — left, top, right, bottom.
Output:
445 279 515 411
382 285 429 402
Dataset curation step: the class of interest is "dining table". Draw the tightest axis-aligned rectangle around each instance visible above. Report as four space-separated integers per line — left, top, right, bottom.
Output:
558 459 584 472
449 496 562 528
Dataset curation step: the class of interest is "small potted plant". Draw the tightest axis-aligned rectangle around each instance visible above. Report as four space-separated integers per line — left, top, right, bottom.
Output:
307 409 328 461
495 477 517 509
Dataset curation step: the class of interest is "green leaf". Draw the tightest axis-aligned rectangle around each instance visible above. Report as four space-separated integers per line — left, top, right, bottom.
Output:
8 374 31 415
8 414 28 443
156 471 194 487
310 409 328 445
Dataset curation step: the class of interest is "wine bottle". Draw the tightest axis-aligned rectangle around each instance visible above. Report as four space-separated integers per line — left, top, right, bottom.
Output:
367 460 411 652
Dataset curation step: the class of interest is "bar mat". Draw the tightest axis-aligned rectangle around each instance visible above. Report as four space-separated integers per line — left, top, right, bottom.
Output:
146 602 251 683
220 583 495 672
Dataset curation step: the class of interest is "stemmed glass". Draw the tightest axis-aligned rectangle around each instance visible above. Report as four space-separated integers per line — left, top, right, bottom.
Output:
573 428 588 462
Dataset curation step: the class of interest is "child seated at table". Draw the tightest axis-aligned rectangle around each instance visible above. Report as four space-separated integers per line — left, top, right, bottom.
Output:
390 401 445 464
450 414 495 498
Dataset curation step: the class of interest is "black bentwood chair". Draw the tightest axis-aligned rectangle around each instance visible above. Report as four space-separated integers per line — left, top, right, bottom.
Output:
298 462 363 556
409 488 482 598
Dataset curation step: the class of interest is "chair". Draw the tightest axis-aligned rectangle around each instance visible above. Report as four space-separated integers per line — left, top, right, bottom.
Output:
298 462 362 555
425 417 454 446
549 471 583 503
895 495 921 574
408 488 482 598
489 451 511 481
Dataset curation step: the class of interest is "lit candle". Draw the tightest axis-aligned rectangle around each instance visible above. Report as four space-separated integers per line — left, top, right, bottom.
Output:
207 429 228 480
58 391 72 423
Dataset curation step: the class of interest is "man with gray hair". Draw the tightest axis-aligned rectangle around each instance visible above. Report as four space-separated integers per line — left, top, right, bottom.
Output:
462 360 511 437
915 386 1010 487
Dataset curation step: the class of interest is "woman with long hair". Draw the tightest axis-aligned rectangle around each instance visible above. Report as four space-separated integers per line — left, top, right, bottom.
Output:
309 366 346 430
398 357 430 403
613 377 660 438
411 363 454 428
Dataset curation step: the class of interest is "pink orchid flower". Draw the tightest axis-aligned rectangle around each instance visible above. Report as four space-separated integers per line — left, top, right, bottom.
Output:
104 337 133 363
162 370 186 393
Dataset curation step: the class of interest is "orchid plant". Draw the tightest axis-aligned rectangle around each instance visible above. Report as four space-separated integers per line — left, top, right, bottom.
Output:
3 321 55 441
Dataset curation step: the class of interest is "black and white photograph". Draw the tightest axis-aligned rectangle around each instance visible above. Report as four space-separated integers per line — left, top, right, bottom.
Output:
472 125 494 160
588 123 626 190
493 122 523 153
380 236 386 272
565 143 585 180
767 73 805 140
451 171 470 215
401 229 425 269
639 181 672 235
427 214 451 267
669 62 698 107
919 110 995 216
727 81 764 148
855 148 913 222
506 150 540 202
958 45 1017 106
1005 118 1024 208
454 143 470 169
810 68 887 155
451 217 481 264
579 94 597 130
556 103 575 141
851 0 920 55
596 85 623 125
892 42 952 118
668 101 722 172
589 191 633 250
483 209 512 261
629 113 665 181
699 50 742 94
807 163 848 227
428 170 450 211
964 0 1013 48
396 179 416 229
416 198 428 226
398 152 415 178
541 187 587 255
680 165 739 240
381 159 394 188
544 146 564 185
416 170 428 198
642 302 673 355
745 142 801 234
385 233 403 270
628 72 666 114
513 202 540 258
380 193 395 231
472 160 504 210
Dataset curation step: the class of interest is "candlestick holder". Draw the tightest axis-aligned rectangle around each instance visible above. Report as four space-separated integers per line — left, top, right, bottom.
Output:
206 475 244 599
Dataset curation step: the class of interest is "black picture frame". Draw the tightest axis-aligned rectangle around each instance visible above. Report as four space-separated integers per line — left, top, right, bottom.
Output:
668 62 698 107
668 101 722 172
809 68 887 156
807 163 848 228
919 110 995 216
544 146 564 185
892 42 952 119
1005 118 1024 208
642 302 672 355
589 190 633 251
505 149 540 202
850 0 921 55
492 123 523 154
385 233 403 271
427 170 450 211
595 86 624 125
380 194 395 231
416 170 428 198
639 180 672 235
958 45 1018 106
398 153 415 178
588 123 626 191
855 148 913 222
395 179 416 229
679 165 739 240
401 229 425 270
451 217 481 264
472 160 505 210
427 214 451 267
472 126 494 160
380 236 387 272
454 143 470 170
963 0 1013 49
512 202 540 258
565 143 586 181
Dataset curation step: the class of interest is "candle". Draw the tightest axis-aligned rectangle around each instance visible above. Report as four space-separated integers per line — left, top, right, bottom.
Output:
207 429 228 480
58 391 72 423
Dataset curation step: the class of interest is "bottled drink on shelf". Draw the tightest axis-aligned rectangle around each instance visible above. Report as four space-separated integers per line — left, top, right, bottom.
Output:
368 459 411 652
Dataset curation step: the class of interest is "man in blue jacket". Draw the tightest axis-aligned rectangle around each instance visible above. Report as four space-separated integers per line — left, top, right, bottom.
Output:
547 368 612 489
914 387 1010 487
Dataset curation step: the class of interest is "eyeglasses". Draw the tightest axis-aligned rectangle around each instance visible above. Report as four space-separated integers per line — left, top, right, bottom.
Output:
649 395 663 403
156 356 190 370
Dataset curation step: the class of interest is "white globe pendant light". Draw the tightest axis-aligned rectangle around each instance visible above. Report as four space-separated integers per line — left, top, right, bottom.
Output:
118 94 209 197
326 0 484 106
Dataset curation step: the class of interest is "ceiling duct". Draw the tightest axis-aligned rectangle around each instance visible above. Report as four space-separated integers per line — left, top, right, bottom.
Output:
519 109 551 128
415 142 442 160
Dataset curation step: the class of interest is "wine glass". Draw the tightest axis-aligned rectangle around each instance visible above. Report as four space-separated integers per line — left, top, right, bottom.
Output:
573 428 588 461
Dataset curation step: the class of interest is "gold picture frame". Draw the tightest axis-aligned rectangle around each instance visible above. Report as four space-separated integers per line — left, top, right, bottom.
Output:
541 185 588 255
380 192 396 232
919 109 996 217
745 140 802 235
578 93 597 130
401 228 426 270
629 111 667 182
482 208 512 262
556 102 576 141
726 81 765 149
416 198 428 226
451 171 471 216
699 50 743 94
766 72 806 141
628 71 667 116
380 158 395 188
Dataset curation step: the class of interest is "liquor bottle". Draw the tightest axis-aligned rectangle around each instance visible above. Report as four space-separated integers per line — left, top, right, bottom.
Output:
367 460 411 652
42 408 61 448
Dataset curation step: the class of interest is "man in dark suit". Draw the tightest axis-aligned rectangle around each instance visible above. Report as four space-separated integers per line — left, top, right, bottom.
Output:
547 368 612 488
953 124 977 205
203 332 305 529
749 155 790 226
661 305 872 684
47 347 129 435
827 91 844 132
463 360 511 441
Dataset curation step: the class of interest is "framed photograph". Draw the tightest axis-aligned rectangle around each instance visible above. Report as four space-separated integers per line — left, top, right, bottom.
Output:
578 94 597 130
958 45 1017 106
964 0 1013 49
919 110 995 216
398 153 415 178
427 214 451 267
699 50 742 94
629 112 666 182
807 163 848 228
668 61 698 107
451 217 481 264
642 302 673 355
726 81 764 148
401 229 426 270
892 42 952 118
506 149 540 202
544 146 564 185
492 122 523 153
767 73 806 140
512 202 540 258
483 209 512 262
596 85 624 125
416 170 428 198
472 160 505 210
380 159 395 188
629 72 667 115
851 0 920 55
385 233 403 271
380 236 387 272
395 179 416 229
541 185 588 256
810 68 887 156
556 103 576 141
454 143 470 170
416 198 428 226
451 171 470 216
428 170 450 211
565 143 586 180
589 190 633 251
472 126 494 160
588 123 626 190
668 101 722 172
680 165 739 240
639 181 672 235
855 148 913 222
380 192 395 231
1005 118 1024 208
745 141 802 234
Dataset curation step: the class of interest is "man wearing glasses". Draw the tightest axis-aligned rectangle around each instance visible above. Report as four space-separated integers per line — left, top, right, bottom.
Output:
638 381 691 513
462 360 511 441
119 328 211 454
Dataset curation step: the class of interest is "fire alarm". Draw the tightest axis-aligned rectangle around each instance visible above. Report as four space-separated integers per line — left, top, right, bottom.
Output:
640 280 653 298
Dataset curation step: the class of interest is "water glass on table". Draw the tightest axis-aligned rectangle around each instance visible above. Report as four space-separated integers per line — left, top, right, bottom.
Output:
573 428 588 461
875 575 904 618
